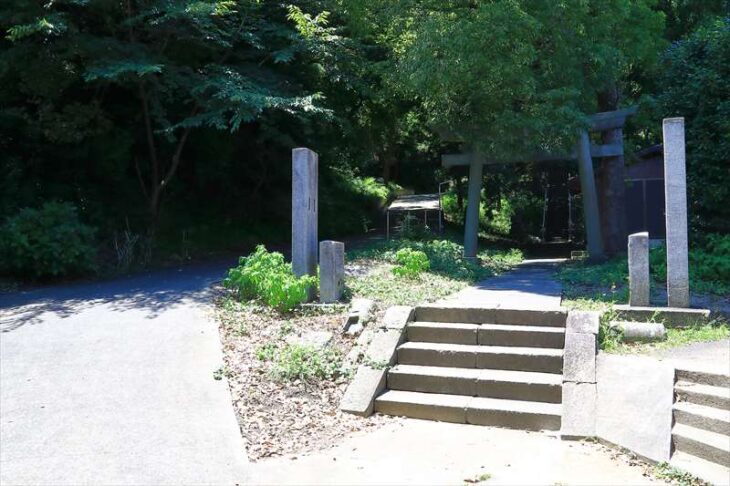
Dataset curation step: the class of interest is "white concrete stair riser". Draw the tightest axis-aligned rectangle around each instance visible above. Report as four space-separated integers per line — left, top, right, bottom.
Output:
673 401 730 436
407 321 565 348
386 365 562 404
396 342 563 374
374 390 561 431
672 423 730 467
676 369 730 388
413 306 567 327
675 381 730 411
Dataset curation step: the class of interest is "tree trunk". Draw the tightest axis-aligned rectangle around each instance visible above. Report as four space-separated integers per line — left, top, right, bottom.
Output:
597 86 628 256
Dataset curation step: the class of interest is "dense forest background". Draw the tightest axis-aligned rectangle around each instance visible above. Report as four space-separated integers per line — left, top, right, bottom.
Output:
0 0 728 278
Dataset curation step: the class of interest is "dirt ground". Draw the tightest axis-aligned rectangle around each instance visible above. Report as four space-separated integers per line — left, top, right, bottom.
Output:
248 419 670 485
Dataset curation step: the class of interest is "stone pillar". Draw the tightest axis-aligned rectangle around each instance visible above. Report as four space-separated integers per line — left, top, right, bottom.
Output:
662 118 690 308
628 232 650 306
319 241 344 303
463 156 483 259
292 148 318 300
576 130 604 260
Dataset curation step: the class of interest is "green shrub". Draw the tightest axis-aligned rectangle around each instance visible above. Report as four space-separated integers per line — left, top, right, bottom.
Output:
319 168 399 236
0 202 97 279
270 343 345 382
223 245 317 312
392 248 430 278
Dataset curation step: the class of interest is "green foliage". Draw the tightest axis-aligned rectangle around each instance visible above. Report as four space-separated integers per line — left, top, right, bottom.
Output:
258 342 345 382
319 169 397 236
654 462 708 486
347 237 523 306
392 248 430 278
347 0 665 159
0 202 97 279
559 237 730 298
223 245 316 312
658 18 730 234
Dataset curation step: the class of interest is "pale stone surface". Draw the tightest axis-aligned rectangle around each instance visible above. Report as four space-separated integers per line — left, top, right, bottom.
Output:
613 305 710 327
250 419 662 485
319 241 344 303
286 330 332 350
365 329 404 366
628 232 650 306
610 321 666 342
351 298 375 325
663 118 690 307
292 148 318 300
340 365 386 417
561 382 597 439
596 354 674 462
563 333 596 383
381 305 413 331
566 310 600 335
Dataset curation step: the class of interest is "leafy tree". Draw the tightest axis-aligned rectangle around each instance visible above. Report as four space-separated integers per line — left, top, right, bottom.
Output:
658 18 730 234
1 0 325 237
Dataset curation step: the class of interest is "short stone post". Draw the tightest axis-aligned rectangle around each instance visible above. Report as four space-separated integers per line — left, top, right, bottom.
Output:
319 241 344 303
628 232 650 306
662 118 690 308
292 148 318 300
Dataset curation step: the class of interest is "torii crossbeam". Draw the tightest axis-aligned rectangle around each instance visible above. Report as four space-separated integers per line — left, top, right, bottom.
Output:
442 106 637 259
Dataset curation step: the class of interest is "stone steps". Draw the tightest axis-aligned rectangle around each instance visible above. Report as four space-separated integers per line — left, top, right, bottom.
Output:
387 365 562 403
371 307 569 431
671 368 730 476
407 322 565 348
374 390 561 431
675 381 730 411
397 342 563 373
674 401 730 436
672 423 730 467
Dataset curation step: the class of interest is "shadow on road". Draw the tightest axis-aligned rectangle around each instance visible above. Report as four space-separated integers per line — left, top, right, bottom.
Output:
0 260 236 333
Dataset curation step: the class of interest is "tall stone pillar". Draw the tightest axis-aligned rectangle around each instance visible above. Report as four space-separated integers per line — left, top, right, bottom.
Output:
576 130 604 260
463 156 484 259
628 232 650 306
292 148 318 300
662 118 690 308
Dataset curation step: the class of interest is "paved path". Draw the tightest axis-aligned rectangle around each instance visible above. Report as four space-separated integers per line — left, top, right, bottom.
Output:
0 261 248 485
250 419 665 485
438 258 564 309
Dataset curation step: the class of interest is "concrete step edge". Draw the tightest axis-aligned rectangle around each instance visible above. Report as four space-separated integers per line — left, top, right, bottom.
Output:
676 368 730 388
672 423 730 453
374 390 561 430
389 364 563 385
397 341 564 357
674 401 730 423
675 381 730 411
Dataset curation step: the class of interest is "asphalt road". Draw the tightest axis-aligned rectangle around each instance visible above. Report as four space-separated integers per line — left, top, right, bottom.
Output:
0 260 249 485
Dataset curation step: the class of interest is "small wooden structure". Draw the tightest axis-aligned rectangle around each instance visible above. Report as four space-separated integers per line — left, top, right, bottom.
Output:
386 194 443 239
442 107 637 259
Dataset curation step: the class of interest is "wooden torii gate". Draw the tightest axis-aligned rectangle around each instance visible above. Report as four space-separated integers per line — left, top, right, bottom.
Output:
442 106 637 260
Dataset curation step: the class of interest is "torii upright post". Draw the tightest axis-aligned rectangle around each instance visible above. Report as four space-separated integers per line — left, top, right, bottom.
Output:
576 130 604 259
464 155 484 259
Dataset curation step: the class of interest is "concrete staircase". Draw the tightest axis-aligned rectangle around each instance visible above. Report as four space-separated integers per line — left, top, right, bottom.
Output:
374 306 565 431
670 368 730 484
